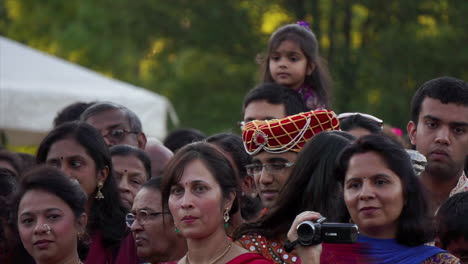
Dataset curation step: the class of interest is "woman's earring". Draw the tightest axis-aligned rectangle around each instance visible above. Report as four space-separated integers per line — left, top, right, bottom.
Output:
95 181 104 200
223 208 230 228
174 227 180 233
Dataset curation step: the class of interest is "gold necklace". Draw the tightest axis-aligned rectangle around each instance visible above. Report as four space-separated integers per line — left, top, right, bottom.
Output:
186 240 232 264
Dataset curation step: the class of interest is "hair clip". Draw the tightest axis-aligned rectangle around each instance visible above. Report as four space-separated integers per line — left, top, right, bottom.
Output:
297 21 310 28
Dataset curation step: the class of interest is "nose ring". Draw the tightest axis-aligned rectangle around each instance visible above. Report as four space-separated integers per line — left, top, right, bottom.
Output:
43 224 51 234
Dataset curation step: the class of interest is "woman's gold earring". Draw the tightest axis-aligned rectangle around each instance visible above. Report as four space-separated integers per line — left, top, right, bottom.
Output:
95 181 104 200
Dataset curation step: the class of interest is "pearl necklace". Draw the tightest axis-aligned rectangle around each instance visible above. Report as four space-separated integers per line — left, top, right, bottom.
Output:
185 240 233 264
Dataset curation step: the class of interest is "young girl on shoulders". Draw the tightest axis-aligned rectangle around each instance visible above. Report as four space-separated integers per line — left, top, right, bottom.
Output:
262 21 332 110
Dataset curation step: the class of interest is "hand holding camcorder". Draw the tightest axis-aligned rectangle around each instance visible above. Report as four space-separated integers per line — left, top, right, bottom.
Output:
285 216 359 252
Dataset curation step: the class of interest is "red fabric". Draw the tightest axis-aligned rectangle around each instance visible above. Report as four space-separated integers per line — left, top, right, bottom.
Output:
242 109 339 154
84 231 139 264
227 253 274 264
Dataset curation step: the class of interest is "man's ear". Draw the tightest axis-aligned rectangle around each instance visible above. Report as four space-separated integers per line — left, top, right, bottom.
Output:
307 62 316 76
137 132 147 149
407 121 417 146
242 176 256 196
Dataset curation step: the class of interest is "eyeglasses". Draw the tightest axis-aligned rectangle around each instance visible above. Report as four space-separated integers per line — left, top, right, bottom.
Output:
102 129 139 142
238 121 247 130
125 210 167 227
337 112 384 127
245 162 294 176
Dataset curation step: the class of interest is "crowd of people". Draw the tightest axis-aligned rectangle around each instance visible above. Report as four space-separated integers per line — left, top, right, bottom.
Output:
0 22 467 264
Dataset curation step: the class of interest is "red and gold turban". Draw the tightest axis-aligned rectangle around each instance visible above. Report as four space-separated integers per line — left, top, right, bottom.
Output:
242 109 340 155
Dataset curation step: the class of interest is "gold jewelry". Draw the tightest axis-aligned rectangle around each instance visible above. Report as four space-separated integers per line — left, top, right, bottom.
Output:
185 240 232 264
95 181 104 200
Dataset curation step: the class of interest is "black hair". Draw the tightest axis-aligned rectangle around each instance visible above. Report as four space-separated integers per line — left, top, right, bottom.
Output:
163 128 206 153
206 133 262 221
410 76 468 124
110 144 152 180
15 153 36 175
161 142 240 220
54 102 95 127
233 131 354 240
242 82 308 118
142 176 162 191
0 150 22 176
0 167 17 197
262 23 332 108
81 101 143 133
340 114 383 134
36 121 127 248
206 133 251 181
12 166 87 222
335 134 434 246
436 192 468 249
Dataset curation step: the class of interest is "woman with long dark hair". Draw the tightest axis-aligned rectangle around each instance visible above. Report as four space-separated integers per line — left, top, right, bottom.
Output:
234 131 354 263
288 135 460 263
36 121 138 263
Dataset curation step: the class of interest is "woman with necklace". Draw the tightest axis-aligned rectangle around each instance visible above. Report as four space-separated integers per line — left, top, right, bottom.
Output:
161 142 272 264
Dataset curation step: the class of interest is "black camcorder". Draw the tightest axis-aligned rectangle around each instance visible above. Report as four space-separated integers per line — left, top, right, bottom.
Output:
296 217 359 246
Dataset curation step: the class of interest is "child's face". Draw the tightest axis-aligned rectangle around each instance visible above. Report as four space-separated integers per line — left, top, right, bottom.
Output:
269 40 313 91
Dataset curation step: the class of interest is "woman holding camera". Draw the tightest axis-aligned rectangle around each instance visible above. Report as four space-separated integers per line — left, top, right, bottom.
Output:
289 135 460 263
161 142 272 264
233 131 355 264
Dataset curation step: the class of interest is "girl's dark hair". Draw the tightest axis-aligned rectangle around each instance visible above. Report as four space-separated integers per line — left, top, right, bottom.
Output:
335 134 434 246
262 23 332 108
233 131 354 240
161 142 240 221
36 121 127 248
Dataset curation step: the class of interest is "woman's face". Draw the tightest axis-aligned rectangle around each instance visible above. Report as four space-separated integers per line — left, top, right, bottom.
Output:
343 151 404 239
18 189 85 263
46 138 103 197
168 159 234 240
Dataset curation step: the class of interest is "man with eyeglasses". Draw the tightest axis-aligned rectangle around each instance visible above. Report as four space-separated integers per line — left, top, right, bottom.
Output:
127 177 187 263
242 109 340 209
81 101 147 149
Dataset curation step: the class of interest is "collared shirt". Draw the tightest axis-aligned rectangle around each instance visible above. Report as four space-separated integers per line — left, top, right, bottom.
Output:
449 171 468 196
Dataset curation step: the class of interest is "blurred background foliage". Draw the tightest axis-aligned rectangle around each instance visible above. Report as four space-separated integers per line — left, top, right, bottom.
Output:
1 0 467 135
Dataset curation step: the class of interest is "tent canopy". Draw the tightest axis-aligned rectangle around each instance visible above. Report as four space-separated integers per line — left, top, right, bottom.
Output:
0 36 177 145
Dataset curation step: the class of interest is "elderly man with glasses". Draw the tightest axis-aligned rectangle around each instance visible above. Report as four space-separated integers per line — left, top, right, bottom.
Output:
242 109 340 209
127 177 187 264
81 101 147 149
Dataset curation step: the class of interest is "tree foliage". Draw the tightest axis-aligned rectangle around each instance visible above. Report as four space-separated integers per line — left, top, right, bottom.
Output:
1 0 467 135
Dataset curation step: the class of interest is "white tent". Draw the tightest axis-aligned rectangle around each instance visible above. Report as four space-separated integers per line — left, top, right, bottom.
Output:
0 36 178 145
